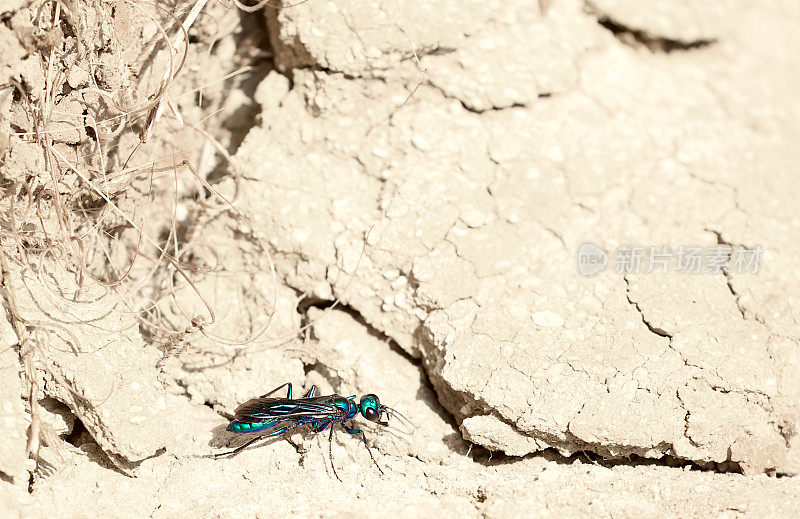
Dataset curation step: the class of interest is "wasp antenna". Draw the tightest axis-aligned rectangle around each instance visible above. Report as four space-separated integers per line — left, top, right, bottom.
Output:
384 405 411 423
382 405 415 433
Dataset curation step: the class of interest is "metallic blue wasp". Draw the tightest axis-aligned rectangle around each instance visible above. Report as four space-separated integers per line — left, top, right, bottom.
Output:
212 383 397 480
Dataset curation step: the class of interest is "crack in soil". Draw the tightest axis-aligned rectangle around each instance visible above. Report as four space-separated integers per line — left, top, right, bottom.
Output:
586 2 717 52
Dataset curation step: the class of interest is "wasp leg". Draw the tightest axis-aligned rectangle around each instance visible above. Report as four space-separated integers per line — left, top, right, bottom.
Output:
313 417 333 432
211 426 290 459
303 385 318 398
343 422 384 476
256 383 293 400
211 436 264 459
342 423 361 435
329 425 341 482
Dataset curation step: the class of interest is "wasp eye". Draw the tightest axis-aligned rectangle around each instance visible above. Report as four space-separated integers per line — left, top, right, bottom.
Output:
363 406 379 421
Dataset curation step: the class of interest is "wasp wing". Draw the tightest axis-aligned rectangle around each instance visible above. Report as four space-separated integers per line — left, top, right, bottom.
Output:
231 396 338 422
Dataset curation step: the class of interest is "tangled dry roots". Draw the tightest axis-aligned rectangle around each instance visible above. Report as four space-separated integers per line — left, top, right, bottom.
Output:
0 0 294 463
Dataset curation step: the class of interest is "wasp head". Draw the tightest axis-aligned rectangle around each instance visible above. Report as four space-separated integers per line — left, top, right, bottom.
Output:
359 394 389 426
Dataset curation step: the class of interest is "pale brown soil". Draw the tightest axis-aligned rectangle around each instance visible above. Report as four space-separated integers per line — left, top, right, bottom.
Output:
0 1 798 517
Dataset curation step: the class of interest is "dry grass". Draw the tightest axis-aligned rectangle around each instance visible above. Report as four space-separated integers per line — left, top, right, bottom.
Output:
0 0 286 471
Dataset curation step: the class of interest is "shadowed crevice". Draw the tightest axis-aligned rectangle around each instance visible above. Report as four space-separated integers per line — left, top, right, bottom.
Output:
585 2 716 53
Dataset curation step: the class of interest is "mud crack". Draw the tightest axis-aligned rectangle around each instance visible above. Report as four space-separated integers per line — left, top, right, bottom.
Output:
586 2 716 52
623 276 672 338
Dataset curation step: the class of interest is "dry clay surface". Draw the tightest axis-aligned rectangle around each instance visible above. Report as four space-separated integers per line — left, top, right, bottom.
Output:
1 0 799 517
236 0 800 476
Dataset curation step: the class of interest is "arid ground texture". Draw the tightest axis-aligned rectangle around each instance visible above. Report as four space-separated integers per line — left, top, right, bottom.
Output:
1 0 798 517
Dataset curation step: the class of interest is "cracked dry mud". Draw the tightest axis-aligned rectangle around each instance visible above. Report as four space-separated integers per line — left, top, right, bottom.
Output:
238 0 800 474
1 0 799 517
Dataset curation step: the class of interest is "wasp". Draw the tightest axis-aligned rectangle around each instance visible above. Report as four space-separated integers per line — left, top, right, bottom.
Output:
212 383 400 480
